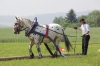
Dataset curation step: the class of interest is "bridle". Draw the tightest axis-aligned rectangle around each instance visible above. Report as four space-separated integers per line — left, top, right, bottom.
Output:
14 19 23 34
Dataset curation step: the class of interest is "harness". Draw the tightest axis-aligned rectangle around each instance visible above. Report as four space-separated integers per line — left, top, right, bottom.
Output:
25 21 61 56
25 22 49 38
45 25 49 38
25 22 38 36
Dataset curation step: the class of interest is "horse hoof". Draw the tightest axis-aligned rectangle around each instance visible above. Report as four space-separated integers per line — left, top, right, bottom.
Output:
38 56 42 59
53 52 58 57
61 54 66 58
53 54 57 58
41 54 43 58
30 53 34 58
51 56 55 58
38 54 42 59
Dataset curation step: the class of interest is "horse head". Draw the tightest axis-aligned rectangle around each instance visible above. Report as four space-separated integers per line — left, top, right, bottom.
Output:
13 16 23 34
14 16 34 34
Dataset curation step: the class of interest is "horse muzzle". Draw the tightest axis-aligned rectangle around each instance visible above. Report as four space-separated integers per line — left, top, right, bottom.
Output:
14 29 20 34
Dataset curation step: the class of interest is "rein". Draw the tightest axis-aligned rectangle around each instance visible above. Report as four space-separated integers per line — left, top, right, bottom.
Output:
74 29 77 53
38 25 78 37
65 28 78 53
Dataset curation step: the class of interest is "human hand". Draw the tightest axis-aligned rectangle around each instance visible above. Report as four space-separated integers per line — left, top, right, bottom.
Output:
74 27 77 29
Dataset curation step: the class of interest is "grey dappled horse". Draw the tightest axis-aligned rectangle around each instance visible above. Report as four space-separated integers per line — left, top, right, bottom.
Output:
13 17 72 58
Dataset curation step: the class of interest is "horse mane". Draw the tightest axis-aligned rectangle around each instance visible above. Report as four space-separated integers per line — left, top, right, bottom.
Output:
21 17 33 28
21 17 32 23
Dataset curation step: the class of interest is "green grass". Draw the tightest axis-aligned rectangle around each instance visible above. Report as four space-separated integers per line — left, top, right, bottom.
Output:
0 42 100 66
0 27 100 66
65 27 100 44
0 27 100 43
0 28 29 42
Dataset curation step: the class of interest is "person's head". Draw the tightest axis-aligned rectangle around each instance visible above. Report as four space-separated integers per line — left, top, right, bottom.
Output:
80 19 86 24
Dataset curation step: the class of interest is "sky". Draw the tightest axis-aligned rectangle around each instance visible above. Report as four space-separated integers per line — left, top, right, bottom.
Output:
0 0 100 16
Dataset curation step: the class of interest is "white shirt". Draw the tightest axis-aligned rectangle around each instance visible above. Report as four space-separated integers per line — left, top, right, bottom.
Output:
80 24 90 35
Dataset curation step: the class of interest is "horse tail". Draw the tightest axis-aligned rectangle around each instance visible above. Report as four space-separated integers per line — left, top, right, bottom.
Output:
62 29 72 51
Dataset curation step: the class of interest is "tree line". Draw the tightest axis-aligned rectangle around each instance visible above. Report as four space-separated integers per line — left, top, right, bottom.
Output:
53 9 100 27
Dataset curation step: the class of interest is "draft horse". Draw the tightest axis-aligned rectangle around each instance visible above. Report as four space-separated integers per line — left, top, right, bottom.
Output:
13 17 72 58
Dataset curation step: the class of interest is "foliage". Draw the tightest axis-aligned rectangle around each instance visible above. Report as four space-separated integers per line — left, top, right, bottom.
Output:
65 9 77 23
60 20 68 28
77 10 100 27
53 9 100 27
53 16 65 24
77 15 87 22
53 9 79 28
53 16 69 28
86 10 100 27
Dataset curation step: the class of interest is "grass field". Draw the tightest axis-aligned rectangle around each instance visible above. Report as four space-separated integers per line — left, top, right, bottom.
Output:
0 27 100 66
0 27 100 43
0 42 100 66
0 28 29 42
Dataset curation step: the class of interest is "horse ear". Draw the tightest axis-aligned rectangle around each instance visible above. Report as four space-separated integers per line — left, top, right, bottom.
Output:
15 16 18 20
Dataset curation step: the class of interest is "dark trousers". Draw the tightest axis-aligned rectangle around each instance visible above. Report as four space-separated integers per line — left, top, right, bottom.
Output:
82 35 90 55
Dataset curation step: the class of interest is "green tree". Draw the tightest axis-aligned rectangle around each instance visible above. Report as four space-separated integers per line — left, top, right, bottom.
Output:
86 10 100 27
65 9 77 23
53 16 65 24
60 20 68 28
78 15 87 22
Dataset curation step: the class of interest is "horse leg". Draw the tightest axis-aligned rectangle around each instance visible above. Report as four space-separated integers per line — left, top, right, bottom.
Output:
28 41 34 58
55 38 66 57
52 37 59 57
34 35 42 59
53 42 60 57
36 43 42 59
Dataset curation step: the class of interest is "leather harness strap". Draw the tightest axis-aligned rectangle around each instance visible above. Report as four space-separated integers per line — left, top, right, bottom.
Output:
45 25 49 38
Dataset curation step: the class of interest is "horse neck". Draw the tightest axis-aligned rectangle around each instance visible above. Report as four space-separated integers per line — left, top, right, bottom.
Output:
21 19 32 29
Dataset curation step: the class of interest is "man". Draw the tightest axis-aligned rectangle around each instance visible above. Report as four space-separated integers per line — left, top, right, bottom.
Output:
74 19 90 55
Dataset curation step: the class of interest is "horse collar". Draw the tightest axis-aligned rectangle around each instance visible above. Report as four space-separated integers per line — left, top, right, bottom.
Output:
25 22 38 36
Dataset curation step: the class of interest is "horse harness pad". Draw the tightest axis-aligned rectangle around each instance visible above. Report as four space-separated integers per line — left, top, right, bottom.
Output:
25 22 59 50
